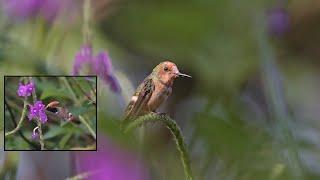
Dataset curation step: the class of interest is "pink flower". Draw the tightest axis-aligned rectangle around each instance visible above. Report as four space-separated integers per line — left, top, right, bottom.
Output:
28 101 47 123
266 6 290 37
31 127 40 140
72 44 121 93
17 82 35 97
2 0 75 22
75 135 149 180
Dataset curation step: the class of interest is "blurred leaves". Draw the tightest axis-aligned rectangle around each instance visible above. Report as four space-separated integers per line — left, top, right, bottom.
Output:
43 125 66 140
59 132 73 149
40 86 73 100
185 99 292 180
103 0 267 91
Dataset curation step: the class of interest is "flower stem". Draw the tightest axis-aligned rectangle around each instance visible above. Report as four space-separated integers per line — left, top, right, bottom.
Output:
255 14 303 178
4 98 39 149
29 77 45 150
71 77 95 104
5 97 27 137
62 77 80 105
62 77 96 140
83 0 92 44
125 113 193 180
37 120 45 150
79 115 96 140
256 14 305 179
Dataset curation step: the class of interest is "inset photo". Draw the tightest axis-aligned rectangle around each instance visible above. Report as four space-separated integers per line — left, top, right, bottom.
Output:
4 76 97 151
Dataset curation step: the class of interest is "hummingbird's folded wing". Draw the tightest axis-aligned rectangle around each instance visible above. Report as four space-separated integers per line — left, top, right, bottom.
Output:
123 78 155 120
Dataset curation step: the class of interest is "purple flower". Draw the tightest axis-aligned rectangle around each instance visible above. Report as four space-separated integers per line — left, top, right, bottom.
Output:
75 135 149 180
1 0 74 22
17 82 35 97
94 52 112 78
2 0 41 20
72 44 121 93
94 52 121 93
72 44 93 75
28 101 47 123
266 7 290 37
104 74 121 93
38 0 60 22
31 127 40 140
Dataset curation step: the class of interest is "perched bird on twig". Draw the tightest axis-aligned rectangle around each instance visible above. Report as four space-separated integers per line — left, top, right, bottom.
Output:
123 61 191 125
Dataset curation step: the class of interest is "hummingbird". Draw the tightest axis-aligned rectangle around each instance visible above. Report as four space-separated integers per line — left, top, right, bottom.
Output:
45 101 77 122
123 61 191 124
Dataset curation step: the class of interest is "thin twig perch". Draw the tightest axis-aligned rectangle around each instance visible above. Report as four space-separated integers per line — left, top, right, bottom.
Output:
125 113 193 180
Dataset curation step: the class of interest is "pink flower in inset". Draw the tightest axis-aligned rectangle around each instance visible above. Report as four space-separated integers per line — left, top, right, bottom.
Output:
31 126 40 140
17 82 35 97
28 101 47 123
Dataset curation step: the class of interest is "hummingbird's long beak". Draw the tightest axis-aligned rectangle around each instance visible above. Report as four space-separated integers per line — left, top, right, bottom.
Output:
177 73 192 78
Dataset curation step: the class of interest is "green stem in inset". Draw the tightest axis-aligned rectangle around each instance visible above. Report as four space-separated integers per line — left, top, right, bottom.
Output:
4 98 39 149
62 77 96 140
125 113 193 180
79 115 96 140
29 77 45 150
61 77 80 105
5 97 27 137
36 120 45 150
72 77 95 104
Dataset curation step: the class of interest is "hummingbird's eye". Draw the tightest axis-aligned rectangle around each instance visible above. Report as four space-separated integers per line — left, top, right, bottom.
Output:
164 66 169 71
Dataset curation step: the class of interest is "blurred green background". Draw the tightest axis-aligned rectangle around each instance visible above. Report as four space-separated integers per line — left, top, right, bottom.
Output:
1 0 320 179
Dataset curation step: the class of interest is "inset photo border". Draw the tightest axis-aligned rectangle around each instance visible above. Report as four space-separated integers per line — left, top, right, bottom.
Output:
4 76 97 151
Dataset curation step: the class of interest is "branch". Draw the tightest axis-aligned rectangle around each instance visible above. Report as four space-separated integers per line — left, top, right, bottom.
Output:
5 97 28 137
61 77 80 105
71 77 95 104
124 113 193 180
83 0 92 44
29 77 45 150
255 15 303 178
79 115 96 140
84 77 96 95
66 170 100 180
4 98 39 149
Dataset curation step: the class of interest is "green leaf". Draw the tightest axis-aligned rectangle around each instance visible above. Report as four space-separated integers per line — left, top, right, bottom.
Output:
60 121 70 127
43 126 65 139
40 87 73 100
59 132 72 149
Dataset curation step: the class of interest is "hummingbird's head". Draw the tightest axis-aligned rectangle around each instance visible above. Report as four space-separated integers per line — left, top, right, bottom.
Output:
153 61 191 85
